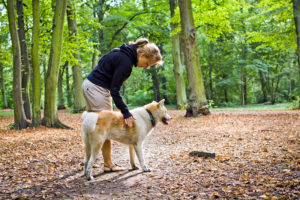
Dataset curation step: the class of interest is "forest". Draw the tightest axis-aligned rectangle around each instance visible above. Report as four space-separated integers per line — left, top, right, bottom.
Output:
0 0 299 129
0 0 299 199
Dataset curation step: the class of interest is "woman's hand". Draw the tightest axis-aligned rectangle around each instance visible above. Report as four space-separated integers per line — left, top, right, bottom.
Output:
125 116 136 127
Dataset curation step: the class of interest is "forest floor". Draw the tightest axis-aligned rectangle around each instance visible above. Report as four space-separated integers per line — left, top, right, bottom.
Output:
0 109 299 200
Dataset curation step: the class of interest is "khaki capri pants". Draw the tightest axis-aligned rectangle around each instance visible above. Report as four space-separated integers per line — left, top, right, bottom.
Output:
82 79 113 111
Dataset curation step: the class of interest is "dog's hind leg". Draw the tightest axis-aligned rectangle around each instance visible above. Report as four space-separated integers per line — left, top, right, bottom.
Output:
129 145 138 170
133 143 151 172
86 138 104 180
83 140 91 176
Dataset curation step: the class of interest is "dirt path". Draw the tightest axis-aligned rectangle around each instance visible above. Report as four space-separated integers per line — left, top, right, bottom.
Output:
0 110 299 199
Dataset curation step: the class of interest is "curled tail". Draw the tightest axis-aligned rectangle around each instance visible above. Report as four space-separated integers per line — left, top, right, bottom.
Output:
81 111 88 121
81 111 99 134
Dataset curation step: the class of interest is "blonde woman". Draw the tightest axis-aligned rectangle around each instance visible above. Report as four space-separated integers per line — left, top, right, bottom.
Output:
82 38 163 172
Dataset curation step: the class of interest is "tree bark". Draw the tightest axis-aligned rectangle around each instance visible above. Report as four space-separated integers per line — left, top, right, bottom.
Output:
67 0 85 113
179 0 209 117
7 0 28 129
0 63 8 109
17 0 31 119
65 62 72 108
42 0 70 129
208 43 214 101
240 10 247 105
57 66 65 109
148 67 161 102
293 0 300 75
97 0 106 55
258 70 268 103
169 0 187 109
91 44 98 69
31 0 41 126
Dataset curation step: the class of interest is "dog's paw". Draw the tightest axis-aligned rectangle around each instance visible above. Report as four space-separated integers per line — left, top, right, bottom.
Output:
86 175 94 181
143 168 151 172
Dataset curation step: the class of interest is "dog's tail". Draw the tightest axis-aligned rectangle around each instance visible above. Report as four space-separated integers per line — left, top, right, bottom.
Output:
81 111 88 121
81 111 99 134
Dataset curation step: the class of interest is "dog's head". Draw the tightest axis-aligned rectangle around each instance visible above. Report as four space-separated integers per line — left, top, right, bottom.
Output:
146 99 172 125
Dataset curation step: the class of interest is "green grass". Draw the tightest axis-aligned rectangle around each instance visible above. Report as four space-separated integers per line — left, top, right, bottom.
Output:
0 112 14 117
212 103 291 110
125 103 292 111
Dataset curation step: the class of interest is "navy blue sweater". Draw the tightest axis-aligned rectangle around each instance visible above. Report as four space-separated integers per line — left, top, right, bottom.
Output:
87 44 137 119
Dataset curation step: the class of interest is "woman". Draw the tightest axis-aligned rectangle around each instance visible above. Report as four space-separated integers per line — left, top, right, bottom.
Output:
82 38 163 172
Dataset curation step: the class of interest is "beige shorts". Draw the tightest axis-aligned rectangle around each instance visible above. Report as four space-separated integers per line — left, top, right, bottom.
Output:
82 79 113 111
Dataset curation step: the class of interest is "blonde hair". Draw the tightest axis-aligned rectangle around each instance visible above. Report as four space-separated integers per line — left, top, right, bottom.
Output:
129 38 163 66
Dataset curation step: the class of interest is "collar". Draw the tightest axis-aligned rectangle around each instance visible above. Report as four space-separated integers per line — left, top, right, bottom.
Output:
146 109 155 127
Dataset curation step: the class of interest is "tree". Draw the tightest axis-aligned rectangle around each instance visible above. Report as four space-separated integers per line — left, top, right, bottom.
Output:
42 0 70 128
0 62 8 108
7 0 28 129
16 0 31 119
179 0 209 117
67 0 85 113
169 0 187 108
31 0 41 127
293 0 300 74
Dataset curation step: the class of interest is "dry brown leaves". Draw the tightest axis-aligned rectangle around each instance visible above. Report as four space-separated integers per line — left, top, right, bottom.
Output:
0 109 299 199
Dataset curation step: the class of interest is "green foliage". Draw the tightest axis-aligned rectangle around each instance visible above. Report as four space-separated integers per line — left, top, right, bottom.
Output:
289 96 300 109
0 0 298 111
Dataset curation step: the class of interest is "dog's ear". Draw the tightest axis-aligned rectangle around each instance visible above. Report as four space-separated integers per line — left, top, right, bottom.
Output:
158 99 165 108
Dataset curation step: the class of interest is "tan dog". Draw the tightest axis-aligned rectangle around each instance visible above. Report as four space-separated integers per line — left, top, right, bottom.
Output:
81 99 172 180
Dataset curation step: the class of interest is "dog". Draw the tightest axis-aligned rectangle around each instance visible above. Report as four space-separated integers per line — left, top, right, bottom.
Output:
81 99 172 180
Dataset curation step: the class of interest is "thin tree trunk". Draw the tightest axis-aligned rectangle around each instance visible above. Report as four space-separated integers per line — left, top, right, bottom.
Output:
31 0 41 126
0 64 8 109
17 0 31 119
65 62 72 108
91 44 98 69
241 64 247 105
258 70 268 103
7 0 28 129
97 0 106 55
293 0 300 75
169 0 187 108
208 43 214 101
149 67 161 101
42 0 70 129
179 0 209 117
57 66 65 109
67 0 85 113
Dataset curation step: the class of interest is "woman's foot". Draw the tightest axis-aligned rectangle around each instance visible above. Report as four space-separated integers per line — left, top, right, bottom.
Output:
104 164 125 172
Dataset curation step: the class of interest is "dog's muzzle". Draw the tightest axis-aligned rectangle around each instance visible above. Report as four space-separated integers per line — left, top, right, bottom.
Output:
162 114 172 125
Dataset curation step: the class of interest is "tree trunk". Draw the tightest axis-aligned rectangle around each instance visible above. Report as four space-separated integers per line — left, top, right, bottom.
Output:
258 70 267 103
179 0 209 117
17 0 31 120
42 0 70 129
293 0 300 75
57 66 65 109
148 67 161 101
67 0 85 113
31 0 41 127
169 0 187 108
7 0 28 129
91 44 98 69
65 62 72 108
208 43 214 101
0 64 8 109
97 0 106 55
241 64 247 105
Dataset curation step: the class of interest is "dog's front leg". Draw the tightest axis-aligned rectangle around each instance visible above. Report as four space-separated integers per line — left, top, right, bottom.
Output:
133 143 151 172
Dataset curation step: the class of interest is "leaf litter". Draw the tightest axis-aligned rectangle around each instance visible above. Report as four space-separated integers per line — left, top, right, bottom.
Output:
0 109 299 199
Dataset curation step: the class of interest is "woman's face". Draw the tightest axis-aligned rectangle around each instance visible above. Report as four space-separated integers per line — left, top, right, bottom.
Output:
137 53 157 69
